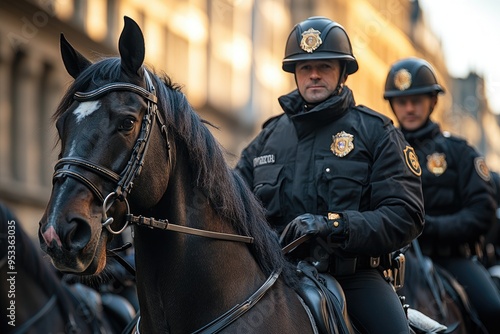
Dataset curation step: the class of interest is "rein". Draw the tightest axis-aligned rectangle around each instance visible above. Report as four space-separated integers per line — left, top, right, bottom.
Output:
125 214 253 244
133 269 282 334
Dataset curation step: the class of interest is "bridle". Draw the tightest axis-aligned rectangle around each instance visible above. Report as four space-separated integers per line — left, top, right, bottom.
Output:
52 69 280 332
53 69 254 244
53 69 166 235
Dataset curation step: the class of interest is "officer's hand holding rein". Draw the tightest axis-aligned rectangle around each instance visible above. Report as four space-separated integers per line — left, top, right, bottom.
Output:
280 213 347 253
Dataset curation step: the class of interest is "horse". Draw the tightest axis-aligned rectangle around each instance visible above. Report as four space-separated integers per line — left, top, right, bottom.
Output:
0 202 134 334
38 16 318 333
398 240 487 334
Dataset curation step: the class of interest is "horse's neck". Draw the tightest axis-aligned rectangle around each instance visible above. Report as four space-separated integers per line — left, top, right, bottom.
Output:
134 157 266 332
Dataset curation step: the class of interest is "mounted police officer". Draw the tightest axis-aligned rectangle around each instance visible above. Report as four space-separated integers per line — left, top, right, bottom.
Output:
236 17 424 333
384 57 500 333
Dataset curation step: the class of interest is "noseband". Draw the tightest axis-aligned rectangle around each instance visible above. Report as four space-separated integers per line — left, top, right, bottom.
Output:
53 69 169 234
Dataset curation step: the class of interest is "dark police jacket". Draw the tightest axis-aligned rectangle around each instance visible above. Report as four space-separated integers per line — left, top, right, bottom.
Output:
402 121 495 252
236 87 424 258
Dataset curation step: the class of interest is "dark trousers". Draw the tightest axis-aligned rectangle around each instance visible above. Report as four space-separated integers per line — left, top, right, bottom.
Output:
435 256 500 334
336 269 410 334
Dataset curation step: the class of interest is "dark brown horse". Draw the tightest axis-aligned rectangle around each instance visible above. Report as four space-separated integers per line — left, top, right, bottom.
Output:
0 202 133 334
399 240 487 333
38 17 317 333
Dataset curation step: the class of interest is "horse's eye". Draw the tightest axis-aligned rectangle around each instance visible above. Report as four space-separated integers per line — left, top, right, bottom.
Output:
119 118 136 131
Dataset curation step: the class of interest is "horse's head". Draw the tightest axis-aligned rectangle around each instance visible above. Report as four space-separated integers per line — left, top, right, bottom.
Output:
39 17 170 274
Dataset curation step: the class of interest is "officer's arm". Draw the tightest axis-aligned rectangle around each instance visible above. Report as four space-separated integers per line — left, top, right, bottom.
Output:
340 127 425 256
424 145 495 242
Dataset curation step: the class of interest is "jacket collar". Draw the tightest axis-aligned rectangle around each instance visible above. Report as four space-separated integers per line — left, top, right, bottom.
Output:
401 120 441 146
278 87 355 138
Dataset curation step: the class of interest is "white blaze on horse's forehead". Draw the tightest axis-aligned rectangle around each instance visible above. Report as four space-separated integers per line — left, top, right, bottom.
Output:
73 101 101 123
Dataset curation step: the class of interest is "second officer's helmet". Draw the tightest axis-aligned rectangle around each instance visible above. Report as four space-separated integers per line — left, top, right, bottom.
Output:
282 16 358 74
384 57 444 99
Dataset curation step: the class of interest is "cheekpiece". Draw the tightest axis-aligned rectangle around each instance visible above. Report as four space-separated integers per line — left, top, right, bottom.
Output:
394 68 412 91
300 28 322 53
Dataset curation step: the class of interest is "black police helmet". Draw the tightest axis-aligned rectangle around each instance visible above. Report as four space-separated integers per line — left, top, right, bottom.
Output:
282 16 358 74
384 57 444 99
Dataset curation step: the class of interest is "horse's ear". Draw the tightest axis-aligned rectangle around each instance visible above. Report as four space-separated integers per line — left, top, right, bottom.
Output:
118 16 145 76
60 34 92 79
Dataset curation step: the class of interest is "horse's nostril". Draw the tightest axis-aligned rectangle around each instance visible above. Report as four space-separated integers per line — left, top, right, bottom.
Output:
65 217 92 251
41 225 63 248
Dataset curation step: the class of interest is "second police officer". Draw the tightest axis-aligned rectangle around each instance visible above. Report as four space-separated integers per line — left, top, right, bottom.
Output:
236 17 424 333
384 57 500 333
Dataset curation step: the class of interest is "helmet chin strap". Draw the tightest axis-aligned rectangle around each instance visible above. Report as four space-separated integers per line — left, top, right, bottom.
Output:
333 63 347 96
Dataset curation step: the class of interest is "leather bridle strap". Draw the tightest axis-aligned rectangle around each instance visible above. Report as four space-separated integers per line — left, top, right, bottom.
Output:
133 269 281 334
53 157 121 203
281 234 313 255
134 269 281 334
126 214 254 244
74 82 157 104
193 269 281 334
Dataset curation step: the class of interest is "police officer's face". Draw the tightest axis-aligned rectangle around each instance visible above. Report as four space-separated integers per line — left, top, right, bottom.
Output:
295 59 342 104
391 94 437 131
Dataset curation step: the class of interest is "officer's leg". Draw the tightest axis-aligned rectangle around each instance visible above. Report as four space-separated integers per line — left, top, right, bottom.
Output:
337 269 410 334
437 257 500 333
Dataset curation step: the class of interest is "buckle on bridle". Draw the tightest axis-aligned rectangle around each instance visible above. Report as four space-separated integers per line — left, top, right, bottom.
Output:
102 191 131 234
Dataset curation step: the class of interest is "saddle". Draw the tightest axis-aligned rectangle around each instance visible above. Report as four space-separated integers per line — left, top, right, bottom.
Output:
296 261 452 334
295 261 354 334
70 282 136 333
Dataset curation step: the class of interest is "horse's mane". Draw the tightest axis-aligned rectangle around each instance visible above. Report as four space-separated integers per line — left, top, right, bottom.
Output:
53 58 295 283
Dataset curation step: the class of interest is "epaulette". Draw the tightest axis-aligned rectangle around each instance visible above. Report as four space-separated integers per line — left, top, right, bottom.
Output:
262 113 284 129
354 105 393 126
442 131 466 143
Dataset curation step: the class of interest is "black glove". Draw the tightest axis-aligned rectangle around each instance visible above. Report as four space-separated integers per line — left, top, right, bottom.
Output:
279 213 346 248
422 215 438 237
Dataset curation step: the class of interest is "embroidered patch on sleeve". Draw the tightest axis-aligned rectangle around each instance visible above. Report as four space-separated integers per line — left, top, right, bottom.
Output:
404 146 421 176
474 157 491 182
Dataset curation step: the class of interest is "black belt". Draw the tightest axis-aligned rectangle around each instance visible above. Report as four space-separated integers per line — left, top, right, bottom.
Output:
420 241 482 259
329 256 381 276
356 256 381 270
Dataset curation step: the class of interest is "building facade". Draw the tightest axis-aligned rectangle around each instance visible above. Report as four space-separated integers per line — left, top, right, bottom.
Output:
0 0 485 237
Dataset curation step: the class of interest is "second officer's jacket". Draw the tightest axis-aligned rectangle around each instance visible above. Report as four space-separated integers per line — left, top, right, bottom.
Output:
402 121 496 248
235 87 424 258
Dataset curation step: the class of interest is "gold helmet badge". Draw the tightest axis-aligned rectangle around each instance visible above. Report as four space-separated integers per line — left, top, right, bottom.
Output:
300 28 322 53
394 69 412 91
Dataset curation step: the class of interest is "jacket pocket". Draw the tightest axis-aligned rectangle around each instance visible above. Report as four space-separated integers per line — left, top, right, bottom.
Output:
253 164 284 217
317 159 368 211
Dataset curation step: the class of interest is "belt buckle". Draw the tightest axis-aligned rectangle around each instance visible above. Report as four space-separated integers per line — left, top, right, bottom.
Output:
370 256 380 268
